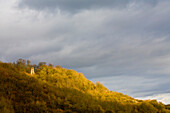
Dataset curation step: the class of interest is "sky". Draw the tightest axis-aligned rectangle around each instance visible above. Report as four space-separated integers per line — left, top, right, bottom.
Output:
0 0 170 104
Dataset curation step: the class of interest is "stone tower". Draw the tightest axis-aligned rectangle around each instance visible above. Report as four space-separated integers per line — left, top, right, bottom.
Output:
31 67 35 75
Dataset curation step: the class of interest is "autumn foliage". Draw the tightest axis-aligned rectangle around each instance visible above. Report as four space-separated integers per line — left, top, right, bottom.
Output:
0 60 170 113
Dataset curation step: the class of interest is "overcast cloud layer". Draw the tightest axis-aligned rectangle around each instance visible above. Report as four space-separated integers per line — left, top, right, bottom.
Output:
0 0 170 104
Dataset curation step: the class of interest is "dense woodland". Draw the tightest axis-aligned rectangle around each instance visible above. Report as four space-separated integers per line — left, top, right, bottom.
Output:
0 59 170 113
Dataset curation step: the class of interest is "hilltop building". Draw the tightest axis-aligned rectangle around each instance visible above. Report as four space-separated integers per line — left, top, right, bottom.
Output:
31 67 35 75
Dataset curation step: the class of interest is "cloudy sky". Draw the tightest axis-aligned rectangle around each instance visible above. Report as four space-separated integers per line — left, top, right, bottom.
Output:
0 0 170 104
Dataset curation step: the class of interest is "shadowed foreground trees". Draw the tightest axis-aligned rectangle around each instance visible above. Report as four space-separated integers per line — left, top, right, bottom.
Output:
0 60 170 113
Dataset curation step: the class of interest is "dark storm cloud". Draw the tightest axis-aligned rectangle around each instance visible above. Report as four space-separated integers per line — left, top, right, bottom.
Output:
19 0 130 11
18 0 160 12
1 0 170 103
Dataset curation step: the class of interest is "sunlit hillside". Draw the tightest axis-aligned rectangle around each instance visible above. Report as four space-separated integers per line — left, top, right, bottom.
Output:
0 59 170 113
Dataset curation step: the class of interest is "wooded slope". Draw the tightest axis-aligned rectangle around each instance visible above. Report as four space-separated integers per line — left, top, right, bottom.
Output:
0 60 169 113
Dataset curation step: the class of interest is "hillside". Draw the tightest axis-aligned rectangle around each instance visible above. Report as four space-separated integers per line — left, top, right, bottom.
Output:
0 60 170 113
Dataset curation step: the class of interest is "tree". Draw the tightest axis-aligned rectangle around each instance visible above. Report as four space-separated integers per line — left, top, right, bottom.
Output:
49 64 54 67
16 58 26 71
38 62 46 68
27 60 31 66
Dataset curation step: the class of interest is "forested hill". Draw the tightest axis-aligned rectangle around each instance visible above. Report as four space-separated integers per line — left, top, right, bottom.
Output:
0 59 170 113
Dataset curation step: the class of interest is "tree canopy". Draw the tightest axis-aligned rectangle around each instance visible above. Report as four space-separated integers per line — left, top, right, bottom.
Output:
0 59 170 113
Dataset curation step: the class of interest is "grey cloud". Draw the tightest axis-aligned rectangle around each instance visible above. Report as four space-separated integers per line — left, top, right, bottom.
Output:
90 75 170 98
138 93 170 104
18 0 131 12
18 0 163 13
